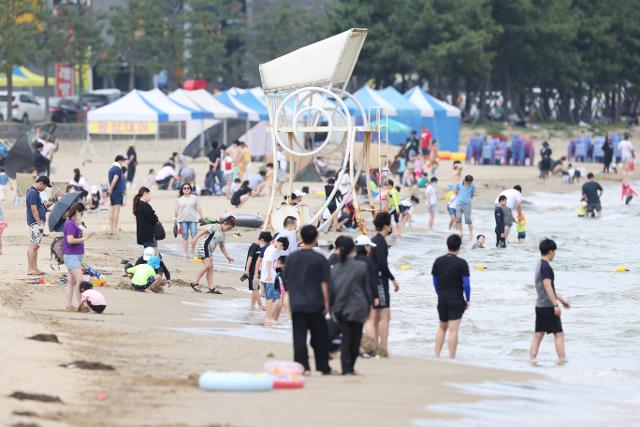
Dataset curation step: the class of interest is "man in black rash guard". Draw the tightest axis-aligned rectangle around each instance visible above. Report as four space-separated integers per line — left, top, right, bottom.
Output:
431 234 470 359
365 212 400 357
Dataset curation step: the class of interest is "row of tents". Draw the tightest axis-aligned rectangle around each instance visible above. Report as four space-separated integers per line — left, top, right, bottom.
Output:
86 85 461 156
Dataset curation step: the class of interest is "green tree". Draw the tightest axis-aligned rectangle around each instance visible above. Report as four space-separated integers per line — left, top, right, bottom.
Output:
106 0 167 90
183 0 245 87
0 0 38 120
245 0 327 86
33 8 68 118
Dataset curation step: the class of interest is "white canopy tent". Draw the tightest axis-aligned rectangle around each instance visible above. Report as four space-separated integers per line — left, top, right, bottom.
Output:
140 88 193 122
87 89 169 122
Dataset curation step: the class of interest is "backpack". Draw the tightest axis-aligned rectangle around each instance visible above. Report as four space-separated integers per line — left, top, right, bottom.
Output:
51 236 64 266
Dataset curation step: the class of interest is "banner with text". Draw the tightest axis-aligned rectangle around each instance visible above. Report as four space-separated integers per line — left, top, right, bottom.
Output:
55 63 74 97
88 121 157 135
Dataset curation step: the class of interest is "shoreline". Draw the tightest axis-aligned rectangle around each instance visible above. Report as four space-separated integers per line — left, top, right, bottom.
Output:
2 279 537 427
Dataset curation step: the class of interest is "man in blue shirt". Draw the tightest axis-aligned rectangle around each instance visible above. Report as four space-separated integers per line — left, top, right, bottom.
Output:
453 174 476 239
25 175 52 275
107 155 126 233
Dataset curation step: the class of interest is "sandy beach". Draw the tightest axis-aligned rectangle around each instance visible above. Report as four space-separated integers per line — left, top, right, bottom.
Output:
1 126 637 427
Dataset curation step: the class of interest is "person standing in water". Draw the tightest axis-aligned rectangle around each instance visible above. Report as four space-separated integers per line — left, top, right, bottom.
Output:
431 234 471 359
284 225 331 375
365 212 400 357
581 173 604 218
453 175 475 239
530 238 570 366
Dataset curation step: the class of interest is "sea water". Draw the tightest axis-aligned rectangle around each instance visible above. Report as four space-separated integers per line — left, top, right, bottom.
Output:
172 182 640 426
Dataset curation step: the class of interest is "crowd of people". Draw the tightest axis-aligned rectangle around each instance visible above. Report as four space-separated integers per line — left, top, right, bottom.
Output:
2 124 636 379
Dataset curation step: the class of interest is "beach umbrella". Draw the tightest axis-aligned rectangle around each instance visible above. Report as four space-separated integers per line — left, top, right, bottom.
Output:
48 191 83 232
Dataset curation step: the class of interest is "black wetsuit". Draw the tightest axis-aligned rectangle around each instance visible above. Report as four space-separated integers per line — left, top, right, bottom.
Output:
370 233 394 309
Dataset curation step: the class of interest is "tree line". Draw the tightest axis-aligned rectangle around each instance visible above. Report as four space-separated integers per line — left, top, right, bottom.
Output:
2 0 640 124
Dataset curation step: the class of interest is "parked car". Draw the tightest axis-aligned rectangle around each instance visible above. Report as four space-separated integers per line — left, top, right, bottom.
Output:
50 97 82 123
0 91 46 123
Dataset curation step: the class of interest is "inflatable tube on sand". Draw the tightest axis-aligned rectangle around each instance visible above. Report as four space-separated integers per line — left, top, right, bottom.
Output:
438 151 452 160
198 372 274 392
450 152 466 161
264 361 304 376
273 374 305 389
225 213 265 229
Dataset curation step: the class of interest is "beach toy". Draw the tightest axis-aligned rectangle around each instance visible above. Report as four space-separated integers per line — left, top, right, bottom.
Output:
193 257 203 263
273 374 305 390
438 151 452 160
198 371 275 392
615 266 629 273
90 279 106 287
474 264 487 271
399 264 410 271
443 190 454 201
264 361 305 376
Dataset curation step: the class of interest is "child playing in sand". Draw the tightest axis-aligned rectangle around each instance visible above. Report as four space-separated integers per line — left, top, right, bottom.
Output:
0 206 7 255
244 231 272 310
127 256 167 293
77 281 107 313
621 181 638 205
517 216 527 242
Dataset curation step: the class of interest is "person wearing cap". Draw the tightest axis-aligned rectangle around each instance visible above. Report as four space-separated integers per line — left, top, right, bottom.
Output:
132 247 171 283
25 175 52 275
191 216 236 293
126 255 166 292
355 235 380 308
107 155 126 233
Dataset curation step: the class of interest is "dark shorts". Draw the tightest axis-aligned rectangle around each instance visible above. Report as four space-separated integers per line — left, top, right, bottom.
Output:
87 301 106 313
132 277 154 292
517 231 526 239
392 210 400 224
587 202 602 213
421 148 430 156
374 278 390 309
399 205 411 214
437 301 466 322
110 192 124 206
535 306 563 334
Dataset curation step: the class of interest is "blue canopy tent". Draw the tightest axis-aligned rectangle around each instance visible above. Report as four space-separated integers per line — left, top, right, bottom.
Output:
377 87 423 142
404 87 460 152
344 86 413 145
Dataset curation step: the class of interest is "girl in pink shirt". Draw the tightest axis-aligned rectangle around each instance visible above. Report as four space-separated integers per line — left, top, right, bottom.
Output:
78 282 107 313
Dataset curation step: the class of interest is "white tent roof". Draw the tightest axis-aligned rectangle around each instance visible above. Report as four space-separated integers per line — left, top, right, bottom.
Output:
404 87 435 118
87 89 168 122
181 89 241 119
140 88 192 121
259 28 367 93
168 89 213 119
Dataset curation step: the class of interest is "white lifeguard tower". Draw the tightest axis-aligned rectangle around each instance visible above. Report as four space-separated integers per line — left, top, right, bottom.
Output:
259 28 389 232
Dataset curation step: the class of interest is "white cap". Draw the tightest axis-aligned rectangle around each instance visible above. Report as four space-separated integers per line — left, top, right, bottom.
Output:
355 235 377 247
293 190 307 198
143 247 155 261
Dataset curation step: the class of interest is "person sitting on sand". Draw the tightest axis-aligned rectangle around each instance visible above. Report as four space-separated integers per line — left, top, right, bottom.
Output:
78 281 107 313
230 180 252 208
191 216 236 294
126 256 167 293
471 234 485 249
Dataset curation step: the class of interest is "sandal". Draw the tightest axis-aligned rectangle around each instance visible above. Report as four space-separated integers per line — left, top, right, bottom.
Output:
190 282 202 293
206 288 222 294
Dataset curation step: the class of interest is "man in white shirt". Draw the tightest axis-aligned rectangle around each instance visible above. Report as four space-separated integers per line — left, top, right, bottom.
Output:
494 185 523 241
425 177 438 230
155 164 178 190
617 134 635 174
